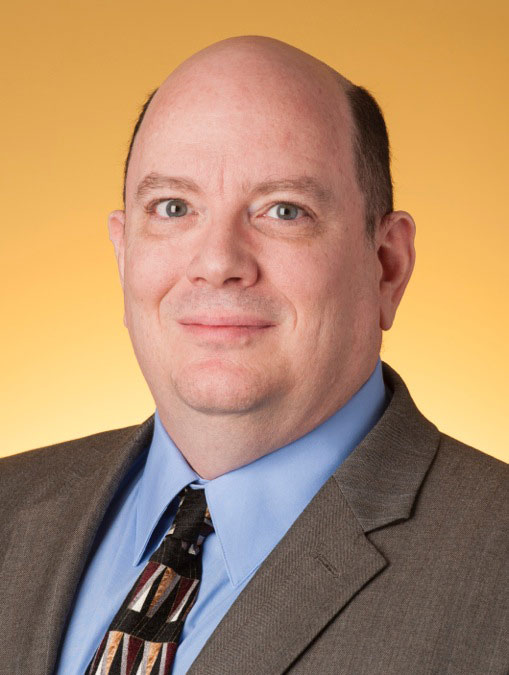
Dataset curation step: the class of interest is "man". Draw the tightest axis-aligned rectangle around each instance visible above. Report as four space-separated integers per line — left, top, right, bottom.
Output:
1 35 507 674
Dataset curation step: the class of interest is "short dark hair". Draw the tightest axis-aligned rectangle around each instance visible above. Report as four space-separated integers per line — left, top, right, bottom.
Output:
122 81 393 239
344 82 393 239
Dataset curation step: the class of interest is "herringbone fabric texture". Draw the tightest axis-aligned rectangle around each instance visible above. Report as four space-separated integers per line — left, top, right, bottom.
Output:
85 486 213 675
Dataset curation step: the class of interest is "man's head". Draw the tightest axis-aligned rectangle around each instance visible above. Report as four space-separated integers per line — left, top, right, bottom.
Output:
108 36 415 477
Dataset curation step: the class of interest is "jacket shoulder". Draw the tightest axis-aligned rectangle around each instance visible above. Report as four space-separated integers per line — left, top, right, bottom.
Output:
420 431 508 541
0 420 151 511
436 431 508 486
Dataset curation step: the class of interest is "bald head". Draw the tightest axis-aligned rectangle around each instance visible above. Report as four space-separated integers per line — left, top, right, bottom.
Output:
122 35 393 238
163 35 350 88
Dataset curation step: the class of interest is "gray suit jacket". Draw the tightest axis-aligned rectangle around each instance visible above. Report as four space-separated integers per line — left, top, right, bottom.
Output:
1 363 508 674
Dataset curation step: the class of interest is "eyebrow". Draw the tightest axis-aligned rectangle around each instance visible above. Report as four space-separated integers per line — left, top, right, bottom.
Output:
249 177 334 208
135 173 202 201
135 172 335 208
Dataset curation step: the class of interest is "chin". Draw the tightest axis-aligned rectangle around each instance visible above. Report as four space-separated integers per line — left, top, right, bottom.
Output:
174 382 266 415
171 360 281 415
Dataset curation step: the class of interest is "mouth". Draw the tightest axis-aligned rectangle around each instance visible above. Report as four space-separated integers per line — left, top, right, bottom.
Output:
179 315 273 327
178 318 274 342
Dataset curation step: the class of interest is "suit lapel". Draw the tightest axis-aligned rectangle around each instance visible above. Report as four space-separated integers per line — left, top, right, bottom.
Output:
0 415 155 675
335 363 441 534
189 477 387 675
190 363 441 674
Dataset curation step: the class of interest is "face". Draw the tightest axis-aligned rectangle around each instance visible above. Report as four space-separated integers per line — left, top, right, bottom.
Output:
111 45 383 431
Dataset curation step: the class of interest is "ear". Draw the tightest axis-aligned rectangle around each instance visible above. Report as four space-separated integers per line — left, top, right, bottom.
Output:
376 210 416 331
108 210 127 326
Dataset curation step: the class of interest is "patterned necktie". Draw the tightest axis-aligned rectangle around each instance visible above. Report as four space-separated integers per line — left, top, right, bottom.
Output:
85 485 214 674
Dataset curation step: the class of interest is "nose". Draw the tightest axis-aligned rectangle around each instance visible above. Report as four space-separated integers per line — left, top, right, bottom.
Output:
186 214 259 289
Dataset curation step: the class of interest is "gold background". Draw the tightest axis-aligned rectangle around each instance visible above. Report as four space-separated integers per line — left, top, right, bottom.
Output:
1 0 507 461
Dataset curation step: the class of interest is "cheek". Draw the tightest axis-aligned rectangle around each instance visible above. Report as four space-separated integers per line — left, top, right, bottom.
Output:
124 238 181 311
274 244 350 318
275 239 376 342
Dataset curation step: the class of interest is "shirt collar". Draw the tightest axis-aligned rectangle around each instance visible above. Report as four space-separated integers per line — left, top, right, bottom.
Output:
134 358 387 586
134 412 199 564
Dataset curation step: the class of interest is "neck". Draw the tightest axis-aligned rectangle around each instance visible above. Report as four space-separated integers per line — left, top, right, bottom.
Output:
155 359 380 479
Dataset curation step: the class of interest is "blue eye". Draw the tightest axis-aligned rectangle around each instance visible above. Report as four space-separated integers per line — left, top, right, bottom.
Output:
155 199 188 217
266 203 303 220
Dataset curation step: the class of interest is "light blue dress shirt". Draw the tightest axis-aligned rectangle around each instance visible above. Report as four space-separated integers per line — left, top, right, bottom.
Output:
56 359 387 674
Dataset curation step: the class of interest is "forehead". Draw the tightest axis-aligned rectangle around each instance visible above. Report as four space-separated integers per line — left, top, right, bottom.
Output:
126 51 356 200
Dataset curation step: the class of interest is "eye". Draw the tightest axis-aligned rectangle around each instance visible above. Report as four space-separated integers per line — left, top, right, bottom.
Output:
265 203 306 221
154 199 188 218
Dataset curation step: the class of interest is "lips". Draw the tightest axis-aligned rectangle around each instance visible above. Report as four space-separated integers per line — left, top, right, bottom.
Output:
178 316 274 342
178 315 273 327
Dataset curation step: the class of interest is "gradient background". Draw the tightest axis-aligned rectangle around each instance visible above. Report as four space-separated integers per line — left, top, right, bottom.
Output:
1 0 507 462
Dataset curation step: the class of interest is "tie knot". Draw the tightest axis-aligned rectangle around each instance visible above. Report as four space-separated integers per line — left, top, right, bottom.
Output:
168 485 213 545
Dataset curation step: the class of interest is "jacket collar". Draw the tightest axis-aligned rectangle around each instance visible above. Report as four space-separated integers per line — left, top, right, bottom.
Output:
335 362 440 533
